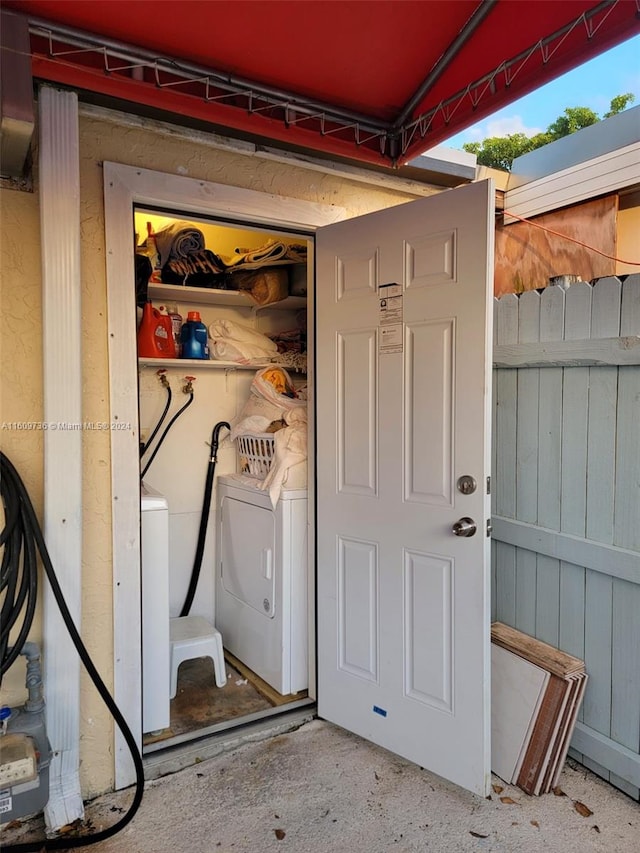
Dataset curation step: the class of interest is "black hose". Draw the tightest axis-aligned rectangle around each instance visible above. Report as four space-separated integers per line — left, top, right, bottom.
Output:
0 451 145 851
140 379 172 457
179 421 230 617
1 460 38 681
140 392 194 480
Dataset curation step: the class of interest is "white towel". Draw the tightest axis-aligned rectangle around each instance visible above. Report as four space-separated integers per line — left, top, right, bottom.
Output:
210 339 274 363
208 319 278 351
260 408 307 507
208 319 278 364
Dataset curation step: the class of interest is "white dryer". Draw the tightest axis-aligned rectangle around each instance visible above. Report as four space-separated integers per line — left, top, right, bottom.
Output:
215 475 307 696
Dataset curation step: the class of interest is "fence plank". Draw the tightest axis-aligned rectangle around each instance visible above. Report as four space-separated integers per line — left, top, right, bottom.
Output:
515 291 540 635
491 538 497 621
558 282 590 715
535 287 564 646
620 274 640 335
495 542 517 626
583 278 617 792
516 290 540 523
561 284 591 537
591 277 622 337
614 365 640 551
493 336 640 367
582 568 613 782
495 295 519 520
491 518 640 584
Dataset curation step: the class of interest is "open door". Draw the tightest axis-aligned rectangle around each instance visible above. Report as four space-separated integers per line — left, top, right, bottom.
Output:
316 179 494 796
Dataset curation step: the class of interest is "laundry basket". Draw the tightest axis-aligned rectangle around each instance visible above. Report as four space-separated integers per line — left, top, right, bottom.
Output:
236 433 275 480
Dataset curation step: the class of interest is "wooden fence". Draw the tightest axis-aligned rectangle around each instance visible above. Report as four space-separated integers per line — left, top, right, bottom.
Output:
491 274 640 799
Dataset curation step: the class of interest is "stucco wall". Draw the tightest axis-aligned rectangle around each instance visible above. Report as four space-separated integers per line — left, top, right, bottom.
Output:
0 179 44 704
0 102 431 799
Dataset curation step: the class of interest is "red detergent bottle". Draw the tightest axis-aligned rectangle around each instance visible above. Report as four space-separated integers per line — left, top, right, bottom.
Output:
137 301 177 358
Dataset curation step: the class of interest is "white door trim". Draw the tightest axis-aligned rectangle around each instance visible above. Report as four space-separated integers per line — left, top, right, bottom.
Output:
103 162 344 788
39 85 85 831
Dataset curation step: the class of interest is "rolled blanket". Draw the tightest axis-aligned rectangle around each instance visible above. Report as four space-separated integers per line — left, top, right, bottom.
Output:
225 240 307 269
154 222 206 266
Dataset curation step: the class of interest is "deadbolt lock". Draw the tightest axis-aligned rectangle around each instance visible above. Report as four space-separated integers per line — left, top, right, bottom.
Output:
457 475 477 495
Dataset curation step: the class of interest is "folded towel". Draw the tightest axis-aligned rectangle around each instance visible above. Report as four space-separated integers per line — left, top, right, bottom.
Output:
208 319 278 364
210 339 275 363
208 319 278 351
225 240 307 270
154 222 206 266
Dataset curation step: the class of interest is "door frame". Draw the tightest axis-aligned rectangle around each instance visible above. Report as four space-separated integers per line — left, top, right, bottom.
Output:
104 162 344 788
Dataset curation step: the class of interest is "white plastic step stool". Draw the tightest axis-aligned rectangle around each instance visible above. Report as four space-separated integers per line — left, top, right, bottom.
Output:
169 616 227 699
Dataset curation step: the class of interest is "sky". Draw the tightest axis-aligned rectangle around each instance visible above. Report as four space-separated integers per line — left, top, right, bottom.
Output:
442 35 640 150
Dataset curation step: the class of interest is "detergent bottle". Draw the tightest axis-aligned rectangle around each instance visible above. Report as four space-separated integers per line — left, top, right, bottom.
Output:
137 301 177 358
180 311 209 360
162 302 183 356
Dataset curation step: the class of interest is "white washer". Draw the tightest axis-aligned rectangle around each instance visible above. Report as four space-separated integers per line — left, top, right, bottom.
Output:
140 482 171 733
216 475 307 695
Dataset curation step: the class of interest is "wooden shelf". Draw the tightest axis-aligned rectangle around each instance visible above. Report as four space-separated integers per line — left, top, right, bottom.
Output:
148 283 306 311
138 358 265 370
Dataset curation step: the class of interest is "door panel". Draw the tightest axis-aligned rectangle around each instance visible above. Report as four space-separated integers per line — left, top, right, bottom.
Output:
338 329 378 494
404 548 453 711
338 536 379 681
316 180 494 796
404 318 454 504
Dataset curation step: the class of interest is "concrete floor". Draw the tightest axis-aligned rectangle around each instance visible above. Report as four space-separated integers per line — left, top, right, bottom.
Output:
4 719 638 852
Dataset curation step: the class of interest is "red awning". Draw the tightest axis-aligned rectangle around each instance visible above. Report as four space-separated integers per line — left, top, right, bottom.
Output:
3 0 639 167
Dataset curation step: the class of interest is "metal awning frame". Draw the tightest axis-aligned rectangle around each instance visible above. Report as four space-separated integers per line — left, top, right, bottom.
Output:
24 0 638 166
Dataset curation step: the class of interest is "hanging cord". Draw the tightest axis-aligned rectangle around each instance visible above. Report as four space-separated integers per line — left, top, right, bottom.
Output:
140 369 172 457
1 465 37 680
180 420 230 617
0 451 145 852
140 377 196 480
501 209 640 266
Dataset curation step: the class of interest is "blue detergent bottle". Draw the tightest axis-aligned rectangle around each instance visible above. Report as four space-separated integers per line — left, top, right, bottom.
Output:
180 311 210 359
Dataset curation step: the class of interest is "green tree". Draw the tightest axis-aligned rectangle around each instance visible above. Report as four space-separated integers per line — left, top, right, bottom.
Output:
604 93 635 118
462 93 635 171
546 106 599 139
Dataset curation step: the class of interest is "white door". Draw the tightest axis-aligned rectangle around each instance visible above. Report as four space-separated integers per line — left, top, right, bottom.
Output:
316 179 494 796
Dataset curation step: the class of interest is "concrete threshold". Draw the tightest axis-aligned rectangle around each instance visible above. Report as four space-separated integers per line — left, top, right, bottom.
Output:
143 705 317 782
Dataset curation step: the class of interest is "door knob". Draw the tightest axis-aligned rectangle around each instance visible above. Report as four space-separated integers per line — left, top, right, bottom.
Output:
452 517 477 537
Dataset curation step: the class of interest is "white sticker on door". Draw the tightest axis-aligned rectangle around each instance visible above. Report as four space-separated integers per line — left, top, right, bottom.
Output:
379 323 403 354
379 282 403 326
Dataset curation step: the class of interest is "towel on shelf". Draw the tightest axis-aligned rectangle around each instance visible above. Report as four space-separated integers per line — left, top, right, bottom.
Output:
225 239 307 270
208 319 278 364
154 222 207 266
